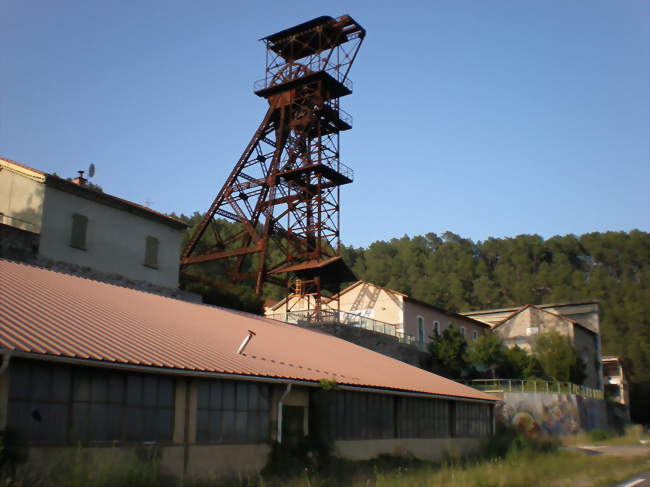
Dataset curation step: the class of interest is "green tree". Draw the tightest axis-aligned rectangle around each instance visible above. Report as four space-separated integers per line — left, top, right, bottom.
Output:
428 324 469 380
533 331 586 384
465 333 506 379
499 345 543 379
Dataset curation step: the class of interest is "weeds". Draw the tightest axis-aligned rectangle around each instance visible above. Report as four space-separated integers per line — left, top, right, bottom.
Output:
4 426 649 487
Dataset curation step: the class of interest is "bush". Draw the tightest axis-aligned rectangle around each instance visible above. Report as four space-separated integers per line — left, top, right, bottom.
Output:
483 425 558 459
588 428 611 442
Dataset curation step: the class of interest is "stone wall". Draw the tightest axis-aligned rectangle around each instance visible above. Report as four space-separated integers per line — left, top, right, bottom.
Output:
496 392 629 435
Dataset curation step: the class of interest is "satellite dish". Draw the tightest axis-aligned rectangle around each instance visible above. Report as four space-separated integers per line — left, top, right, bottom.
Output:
88 163 95 178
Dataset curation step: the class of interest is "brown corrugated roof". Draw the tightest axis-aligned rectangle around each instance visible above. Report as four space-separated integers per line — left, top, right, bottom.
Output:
0 259 496 403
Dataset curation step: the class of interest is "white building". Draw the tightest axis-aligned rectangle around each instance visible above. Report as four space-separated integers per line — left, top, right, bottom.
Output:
0 157 187 288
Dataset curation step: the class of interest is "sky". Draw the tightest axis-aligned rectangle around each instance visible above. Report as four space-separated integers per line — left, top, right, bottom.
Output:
1 0 648 248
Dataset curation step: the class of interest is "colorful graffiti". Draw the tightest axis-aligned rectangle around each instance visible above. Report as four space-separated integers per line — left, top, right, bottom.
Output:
497 393 607 435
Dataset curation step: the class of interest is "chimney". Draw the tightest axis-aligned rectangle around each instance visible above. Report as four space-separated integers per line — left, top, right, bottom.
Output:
72 170 87 186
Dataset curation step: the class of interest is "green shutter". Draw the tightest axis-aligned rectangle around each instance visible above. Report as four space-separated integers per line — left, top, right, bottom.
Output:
144 236 159 268
70 214 88 250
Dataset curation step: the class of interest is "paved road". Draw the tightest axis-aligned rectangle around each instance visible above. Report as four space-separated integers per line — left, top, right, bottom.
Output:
614 470 650 487
562 445 650 458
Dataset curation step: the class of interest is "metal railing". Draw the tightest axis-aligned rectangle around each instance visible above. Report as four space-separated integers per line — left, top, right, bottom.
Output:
331 159 354 181
465 379 604 400
268 310 431 352
270 309 397 336
254 58 354 93
333 106 353 127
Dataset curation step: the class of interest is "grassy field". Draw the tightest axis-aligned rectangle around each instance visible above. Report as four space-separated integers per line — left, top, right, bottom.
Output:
31 444 650 487
562 425 650 446
11 428 650 487
248 452 650 487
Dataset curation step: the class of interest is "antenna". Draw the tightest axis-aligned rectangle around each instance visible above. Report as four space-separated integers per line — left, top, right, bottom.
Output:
88 163 95 178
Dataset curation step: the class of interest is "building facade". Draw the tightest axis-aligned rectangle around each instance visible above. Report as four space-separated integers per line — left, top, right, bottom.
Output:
0 157 187 288
267 281 491 345
463 302 603 390
0 259 497 481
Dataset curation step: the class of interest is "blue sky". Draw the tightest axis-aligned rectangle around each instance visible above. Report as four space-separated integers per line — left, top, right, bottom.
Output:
1 1 648 247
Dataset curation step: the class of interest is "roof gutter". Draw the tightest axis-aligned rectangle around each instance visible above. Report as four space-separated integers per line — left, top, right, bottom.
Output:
3 350 497 405
276 382 292 444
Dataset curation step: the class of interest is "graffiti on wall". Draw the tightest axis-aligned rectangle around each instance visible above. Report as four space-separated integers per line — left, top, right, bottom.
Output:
497 393 605 436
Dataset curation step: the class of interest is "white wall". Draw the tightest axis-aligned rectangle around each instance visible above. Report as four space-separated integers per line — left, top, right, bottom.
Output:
0 165 45 233
39 187 182 288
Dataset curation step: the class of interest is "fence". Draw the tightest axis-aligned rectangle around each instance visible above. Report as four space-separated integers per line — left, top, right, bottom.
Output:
465 379 604 400
268 309 426 350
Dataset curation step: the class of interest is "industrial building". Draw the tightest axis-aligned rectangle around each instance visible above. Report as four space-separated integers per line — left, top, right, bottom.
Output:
0 258 497 480
267 280 492 346
463 302 603 390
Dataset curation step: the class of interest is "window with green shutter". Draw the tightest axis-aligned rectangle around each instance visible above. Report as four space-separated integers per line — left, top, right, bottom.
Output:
69 214 88 250
144 236 159 268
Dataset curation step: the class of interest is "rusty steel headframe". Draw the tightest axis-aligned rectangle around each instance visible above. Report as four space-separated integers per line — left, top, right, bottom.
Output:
181 15 365 311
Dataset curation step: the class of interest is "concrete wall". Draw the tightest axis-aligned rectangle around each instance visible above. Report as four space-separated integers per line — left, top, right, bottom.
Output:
494 308 600 388
496 392 625 435
336 283 405 329
496 306 571 351
335 437 483 462
544 304 599 334
403 300 487 345
0 162 45 233
39 186 182 288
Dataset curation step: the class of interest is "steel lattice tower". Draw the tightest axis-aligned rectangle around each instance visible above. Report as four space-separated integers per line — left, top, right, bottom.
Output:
181 15 365 312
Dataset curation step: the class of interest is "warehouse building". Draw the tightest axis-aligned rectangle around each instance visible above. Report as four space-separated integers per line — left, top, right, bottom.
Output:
0 258 497 480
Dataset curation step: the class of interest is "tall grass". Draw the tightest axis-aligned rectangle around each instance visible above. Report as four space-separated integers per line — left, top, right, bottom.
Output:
562 424 649 446
6 428 649 487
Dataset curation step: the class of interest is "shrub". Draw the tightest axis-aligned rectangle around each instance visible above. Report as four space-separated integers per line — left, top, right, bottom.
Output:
588 428 611 442
483 425 558 459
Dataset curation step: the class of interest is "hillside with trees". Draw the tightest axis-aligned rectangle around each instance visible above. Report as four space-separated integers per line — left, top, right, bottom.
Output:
173 212 649 422
342 230 650 422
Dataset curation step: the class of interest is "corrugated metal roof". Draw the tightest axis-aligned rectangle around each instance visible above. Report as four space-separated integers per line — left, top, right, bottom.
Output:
0 259 496 402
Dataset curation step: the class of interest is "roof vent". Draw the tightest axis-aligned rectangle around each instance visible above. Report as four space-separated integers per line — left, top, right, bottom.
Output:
237 330 256 355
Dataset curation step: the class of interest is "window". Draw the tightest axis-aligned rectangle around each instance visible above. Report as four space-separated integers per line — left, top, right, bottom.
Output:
144 236 159 268
460 326 466 338
396 397 449 439
8 360 70 443
196 379 270 444
8 359 175 444
69 213 88 250
433 321 440 336
454 402 492 437
310 390 395 441
472 330 478 342
417 316 424 344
